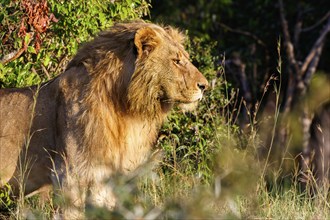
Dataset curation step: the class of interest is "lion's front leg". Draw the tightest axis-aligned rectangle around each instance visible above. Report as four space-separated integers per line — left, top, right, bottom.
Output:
87 181 116 210
51 159 88 219
53 174 88 219
86 165 116 211
61 179 87 220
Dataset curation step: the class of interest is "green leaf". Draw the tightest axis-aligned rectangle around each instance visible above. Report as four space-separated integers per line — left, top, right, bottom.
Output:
27 46 36 54
24 33 31 45
43 55 51 67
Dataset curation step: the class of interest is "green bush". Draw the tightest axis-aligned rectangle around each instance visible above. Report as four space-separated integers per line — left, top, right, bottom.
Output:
157 36 225 184
0 1 249 218
0 0 150 88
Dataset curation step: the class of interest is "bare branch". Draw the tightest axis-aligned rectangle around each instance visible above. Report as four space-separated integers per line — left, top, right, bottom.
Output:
303 40 325 87
301 17 330 77
302 11 330 32
218 22 271 90
1 46 28 65
293 21 303 49
218 22 268 48
293 7 303 49
278 0 300 75
1 32 34 65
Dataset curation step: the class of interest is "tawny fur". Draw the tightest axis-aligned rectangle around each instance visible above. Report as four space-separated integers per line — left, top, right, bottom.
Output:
0 20 208 218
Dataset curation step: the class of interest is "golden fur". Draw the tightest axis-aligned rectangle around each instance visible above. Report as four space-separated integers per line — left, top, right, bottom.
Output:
0 20 208 218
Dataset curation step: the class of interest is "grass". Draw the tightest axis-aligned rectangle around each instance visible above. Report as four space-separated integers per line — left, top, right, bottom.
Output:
1 43 329 220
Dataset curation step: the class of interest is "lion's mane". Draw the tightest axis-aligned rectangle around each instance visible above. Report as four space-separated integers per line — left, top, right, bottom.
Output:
64 21 187 171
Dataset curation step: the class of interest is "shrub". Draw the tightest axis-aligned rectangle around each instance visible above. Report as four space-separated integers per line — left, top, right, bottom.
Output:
0 0 151 87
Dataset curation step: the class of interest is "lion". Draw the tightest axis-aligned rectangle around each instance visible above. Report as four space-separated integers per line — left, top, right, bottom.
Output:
0 20 208 218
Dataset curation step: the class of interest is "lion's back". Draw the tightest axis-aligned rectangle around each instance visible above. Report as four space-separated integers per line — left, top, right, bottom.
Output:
0 88 36 183
0 86 57 190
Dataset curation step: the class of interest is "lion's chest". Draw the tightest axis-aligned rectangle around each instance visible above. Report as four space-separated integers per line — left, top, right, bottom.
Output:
119 120 158 173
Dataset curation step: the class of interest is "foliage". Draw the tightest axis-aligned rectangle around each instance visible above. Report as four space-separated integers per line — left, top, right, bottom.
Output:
150 0 330 109
1 0 329 219
148 30 233 188
0 184 13 207
0 0 150 88
0 0 149 217
150 0 330 194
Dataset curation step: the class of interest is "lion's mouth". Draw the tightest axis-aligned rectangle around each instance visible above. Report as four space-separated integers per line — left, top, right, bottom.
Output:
180 99 200 104
159 89 204 105
160 98 200 107
160 95 202 112
178 101 199 112
183 92 204 103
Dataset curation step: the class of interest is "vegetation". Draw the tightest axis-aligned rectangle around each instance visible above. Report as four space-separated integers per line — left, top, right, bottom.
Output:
1 0 329 219
0 0 150 87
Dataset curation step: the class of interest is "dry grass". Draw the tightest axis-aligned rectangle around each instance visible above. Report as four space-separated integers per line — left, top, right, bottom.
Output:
1 41 329 220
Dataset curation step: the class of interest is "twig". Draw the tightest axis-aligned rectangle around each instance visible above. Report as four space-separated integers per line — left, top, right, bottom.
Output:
218 22 268 48
1 32 33 65
303 40 325 87
1 48 26 65
301 17 330 77
302 11 330 32
293 7 303 49
218 22 271 101
278 0 300 75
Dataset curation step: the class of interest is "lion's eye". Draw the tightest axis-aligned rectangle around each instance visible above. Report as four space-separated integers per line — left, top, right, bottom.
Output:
173 59 181 65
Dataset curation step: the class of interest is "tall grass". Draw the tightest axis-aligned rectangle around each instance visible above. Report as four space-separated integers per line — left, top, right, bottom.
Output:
1 42 329 219
100 40 328 219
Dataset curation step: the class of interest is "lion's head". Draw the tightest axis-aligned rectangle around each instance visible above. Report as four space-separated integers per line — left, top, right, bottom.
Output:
128 23 209 114
67 21 208 119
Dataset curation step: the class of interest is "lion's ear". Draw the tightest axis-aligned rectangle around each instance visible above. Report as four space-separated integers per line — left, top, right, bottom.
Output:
134 27 160 57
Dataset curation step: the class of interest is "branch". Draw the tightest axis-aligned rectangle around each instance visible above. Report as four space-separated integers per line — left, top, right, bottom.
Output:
225 57 252 104
303 40 325 87
278 0 300 75
302 11 330 32
1 33 33 65
218 22 271 89
293 7 303 49
301 17 330 77
218 22 268 48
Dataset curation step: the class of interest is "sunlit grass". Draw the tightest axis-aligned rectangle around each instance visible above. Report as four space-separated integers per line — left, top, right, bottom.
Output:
1 41 329 220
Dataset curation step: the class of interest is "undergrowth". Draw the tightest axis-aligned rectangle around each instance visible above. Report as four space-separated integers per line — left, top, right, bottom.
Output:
1 8 329 218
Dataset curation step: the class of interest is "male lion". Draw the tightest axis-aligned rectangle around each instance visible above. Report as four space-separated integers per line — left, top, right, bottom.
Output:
0 21 208 218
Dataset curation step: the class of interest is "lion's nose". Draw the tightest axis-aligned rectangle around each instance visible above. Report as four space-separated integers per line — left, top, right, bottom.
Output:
197 82 208 92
